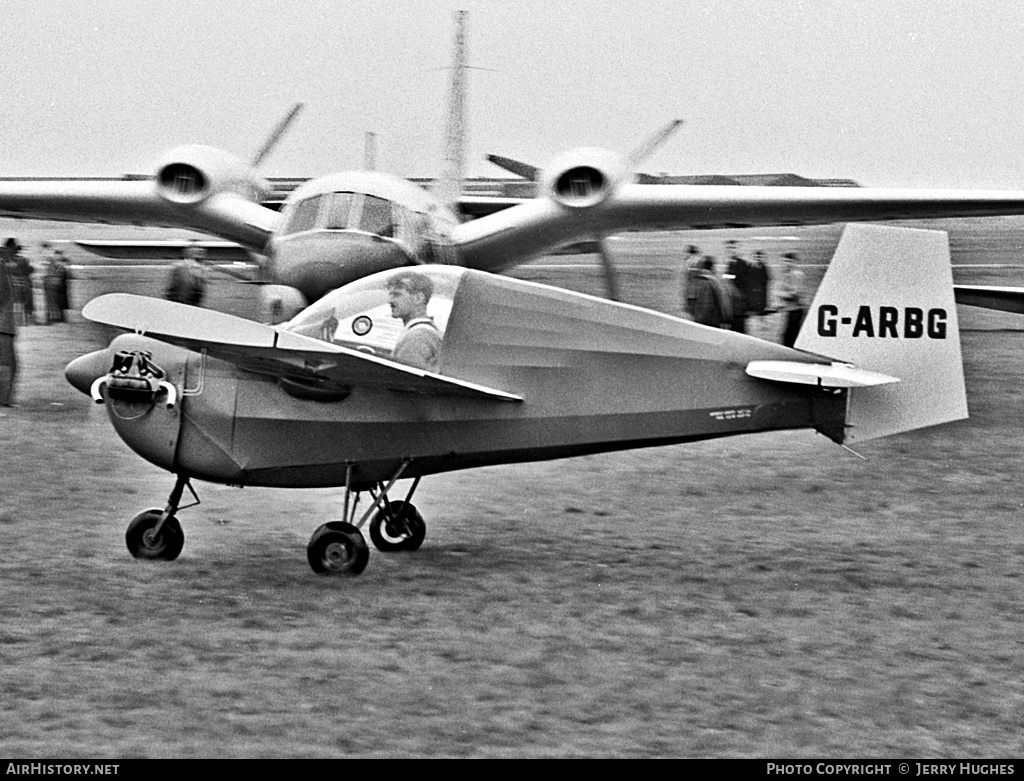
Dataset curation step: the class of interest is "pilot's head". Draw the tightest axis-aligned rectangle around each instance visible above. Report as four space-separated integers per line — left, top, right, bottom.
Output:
184 244 207 261
387 271 433 323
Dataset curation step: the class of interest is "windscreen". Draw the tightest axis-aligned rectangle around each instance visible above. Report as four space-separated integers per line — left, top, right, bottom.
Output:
283 266 465 370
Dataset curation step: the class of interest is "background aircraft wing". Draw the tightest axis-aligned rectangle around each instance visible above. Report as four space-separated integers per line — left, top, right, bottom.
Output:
451 182 1024 273
0 178 278 253
83 294 521 402
954 284 1024 315
0 142 282 253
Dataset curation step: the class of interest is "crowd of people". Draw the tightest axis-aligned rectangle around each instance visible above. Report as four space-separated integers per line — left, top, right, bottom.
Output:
1 233 811 410
681 239 806 347
0 237 74 407
0 238 73 328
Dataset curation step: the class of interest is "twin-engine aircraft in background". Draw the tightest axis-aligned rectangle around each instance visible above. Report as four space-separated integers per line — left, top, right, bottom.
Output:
10 125 1024 320
8 8 1024 314
10 106 1024 321
64 224 966 577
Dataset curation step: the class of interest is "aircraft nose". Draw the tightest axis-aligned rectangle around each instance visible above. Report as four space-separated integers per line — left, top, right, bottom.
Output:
65 349 111 397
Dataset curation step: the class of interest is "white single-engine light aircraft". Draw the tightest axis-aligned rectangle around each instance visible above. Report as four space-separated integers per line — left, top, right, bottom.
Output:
63 224 967 576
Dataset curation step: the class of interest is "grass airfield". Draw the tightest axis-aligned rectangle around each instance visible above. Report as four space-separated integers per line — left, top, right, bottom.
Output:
1 222 1024 757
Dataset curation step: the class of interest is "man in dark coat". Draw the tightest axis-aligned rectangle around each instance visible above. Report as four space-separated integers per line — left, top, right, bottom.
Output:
748 250 772 317
165 245 207 306
8 239 34 325
44 250 72 323
725 240 751 333
0 240 18 405
685 256 734 328
776 252 807 348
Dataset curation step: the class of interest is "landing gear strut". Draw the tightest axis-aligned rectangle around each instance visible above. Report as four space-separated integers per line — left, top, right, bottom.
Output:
125 475 197 561
306 462 427 576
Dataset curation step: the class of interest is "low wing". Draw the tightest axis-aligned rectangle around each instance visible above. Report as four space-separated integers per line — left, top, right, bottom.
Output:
453 181 1024 274
954 285 1024 315
82 294 521 402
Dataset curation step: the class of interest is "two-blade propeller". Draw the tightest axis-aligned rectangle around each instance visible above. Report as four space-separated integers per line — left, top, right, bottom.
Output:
488 119 685 301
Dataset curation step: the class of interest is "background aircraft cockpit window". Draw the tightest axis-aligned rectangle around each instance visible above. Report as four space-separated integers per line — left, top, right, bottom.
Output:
283 267 465 370
284 195 323 235
324 192 355 230
358 195 396 237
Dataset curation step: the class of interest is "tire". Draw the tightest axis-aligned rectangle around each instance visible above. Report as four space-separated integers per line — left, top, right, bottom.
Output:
368 501 426 552
125 509 185 561
307 522 369 576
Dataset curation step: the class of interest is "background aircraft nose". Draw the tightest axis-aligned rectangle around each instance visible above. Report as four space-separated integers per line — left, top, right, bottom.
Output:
65 349 111 396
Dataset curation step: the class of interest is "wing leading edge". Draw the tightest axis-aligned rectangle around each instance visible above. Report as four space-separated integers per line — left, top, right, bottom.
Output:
0 179 278 252
82 294 521 403
453 182 1024 274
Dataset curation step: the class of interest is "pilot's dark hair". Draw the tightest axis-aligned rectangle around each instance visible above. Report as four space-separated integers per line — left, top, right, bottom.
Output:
387 270 433 302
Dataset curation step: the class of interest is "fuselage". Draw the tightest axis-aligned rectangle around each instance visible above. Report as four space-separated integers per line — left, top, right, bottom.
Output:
67 268 847 490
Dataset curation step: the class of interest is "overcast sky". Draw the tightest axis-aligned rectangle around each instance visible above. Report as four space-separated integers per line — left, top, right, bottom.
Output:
2 0 1022 188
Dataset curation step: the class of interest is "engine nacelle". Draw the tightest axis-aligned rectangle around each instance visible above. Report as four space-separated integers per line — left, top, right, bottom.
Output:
539 148 630 209
154 145 271 206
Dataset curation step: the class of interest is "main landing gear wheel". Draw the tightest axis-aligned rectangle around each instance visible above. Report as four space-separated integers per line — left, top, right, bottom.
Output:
125 509 185 561
307 522 369 576
368 501 426 552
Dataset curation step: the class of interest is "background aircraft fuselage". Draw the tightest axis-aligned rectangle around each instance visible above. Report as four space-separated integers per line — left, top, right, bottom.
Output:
267 171 461 303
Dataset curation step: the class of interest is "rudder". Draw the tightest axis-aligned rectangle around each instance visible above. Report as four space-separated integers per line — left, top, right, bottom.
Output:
795 224 967 443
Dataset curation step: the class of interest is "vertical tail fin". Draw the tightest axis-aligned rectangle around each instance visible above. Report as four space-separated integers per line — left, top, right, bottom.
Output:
435 9 469 212
795 224 967 443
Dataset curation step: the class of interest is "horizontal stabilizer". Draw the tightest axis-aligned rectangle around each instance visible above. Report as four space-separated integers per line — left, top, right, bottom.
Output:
746 360 899 388
486 154 539 181
82 294 522 403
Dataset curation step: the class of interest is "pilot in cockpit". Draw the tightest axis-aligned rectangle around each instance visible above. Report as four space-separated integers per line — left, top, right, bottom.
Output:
386 270 442 371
